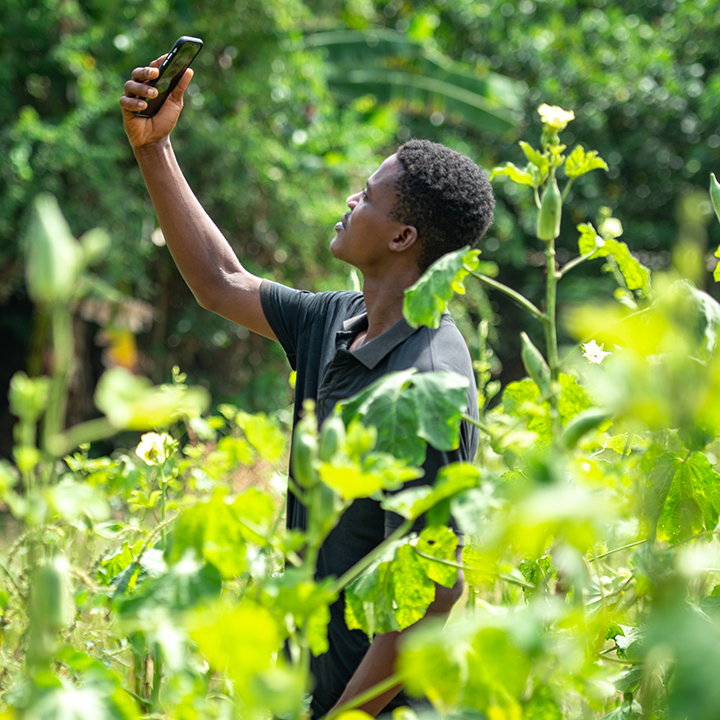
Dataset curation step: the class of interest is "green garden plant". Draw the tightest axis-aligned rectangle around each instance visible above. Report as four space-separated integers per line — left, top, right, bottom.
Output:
5 105 720 720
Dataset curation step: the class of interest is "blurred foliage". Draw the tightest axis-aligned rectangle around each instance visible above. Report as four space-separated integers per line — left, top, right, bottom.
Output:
4 0 720 438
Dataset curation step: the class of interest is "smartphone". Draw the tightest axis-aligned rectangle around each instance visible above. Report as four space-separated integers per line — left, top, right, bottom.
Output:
134 36 203 117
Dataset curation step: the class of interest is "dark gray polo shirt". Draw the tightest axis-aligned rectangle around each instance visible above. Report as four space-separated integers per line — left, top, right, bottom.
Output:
260 280 479 718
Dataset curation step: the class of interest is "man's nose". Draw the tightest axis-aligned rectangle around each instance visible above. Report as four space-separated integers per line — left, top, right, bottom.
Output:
346 191 361 209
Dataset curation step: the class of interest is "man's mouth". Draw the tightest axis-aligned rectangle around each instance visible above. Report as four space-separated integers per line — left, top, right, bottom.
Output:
335 213 350 231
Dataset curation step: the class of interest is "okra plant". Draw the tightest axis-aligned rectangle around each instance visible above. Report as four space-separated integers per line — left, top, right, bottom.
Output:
5 105 720 720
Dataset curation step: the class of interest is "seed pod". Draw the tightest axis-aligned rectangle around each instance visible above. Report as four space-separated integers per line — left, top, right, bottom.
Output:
291 416 319 489
24 194 83 304
314 481 340 538
30 555 73 631
520 332 551 396
560 407 611 449
710 173 720 225
319 412 346 462
536 176 562 242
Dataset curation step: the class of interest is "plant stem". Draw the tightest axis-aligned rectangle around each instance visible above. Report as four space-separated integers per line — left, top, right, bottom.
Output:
45 417 116 457
558 249 598 278
472 272 547 322
42 304 73 454
329 519 412 596
159 470 167 548
320 674 401 720
590 539 647 562
543 238 561 435
150 645 163 712
461 412 492 435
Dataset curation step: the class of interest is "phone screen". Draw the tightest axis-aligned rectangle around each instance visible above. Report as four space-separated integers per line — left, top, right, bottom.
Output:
156 43 200 93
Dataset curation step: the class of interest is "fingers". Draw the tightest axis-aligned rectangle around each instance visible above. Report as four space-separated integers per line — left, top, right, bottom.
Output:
150 54 167 68
119 94 149 113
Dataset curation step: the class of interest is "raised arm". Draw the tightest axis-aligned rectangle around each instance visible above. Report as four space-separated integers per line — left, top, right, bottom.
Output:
119 58 276 341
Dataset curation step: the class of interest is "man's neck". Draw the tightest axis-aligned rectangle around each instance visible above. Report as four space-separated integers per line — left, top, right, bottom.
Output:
355 267 420 348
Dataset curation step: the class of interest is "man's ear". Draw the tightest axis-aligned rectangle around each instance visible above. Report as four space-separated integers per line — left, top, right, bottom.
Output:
389 225 418 253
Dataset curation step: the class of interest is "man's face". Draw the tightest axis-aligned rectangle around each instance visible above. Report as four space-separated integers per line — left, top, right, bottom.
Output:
330 154 408 275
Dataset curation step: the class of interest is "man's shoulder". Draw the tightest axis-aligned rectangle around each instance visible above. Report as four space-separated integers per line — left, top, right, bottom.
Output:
395 314 472 373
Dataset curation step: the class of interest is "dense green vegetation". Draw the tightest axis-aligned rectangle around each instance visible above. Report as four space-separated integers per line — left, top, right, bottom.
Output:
5 1 720 718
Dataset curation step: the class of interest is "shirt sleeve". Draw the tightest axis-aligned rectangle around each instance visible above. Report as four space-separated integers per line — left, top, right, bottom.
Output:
259 279 317 371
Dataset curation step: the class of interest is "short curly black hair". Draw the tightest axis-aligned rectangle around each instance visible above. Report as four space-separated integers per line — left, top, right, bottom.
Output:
391 139 495 273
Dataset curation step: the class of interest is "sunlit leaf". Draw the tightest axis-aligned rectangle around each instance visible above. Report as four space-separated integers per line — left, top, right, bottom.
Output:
170 496 247 578
95 368 209 431
577 222 650 295
489 162 535 187
415 525 458 587
341 370 469 466
403 247 481 329
564 145 608 179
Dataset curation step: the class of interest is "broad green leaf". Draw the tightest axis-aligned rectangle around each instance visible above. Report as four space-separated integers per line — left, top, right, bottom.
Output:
232 487 276 545
398 620 466 707
235 411 286 463
564 145 608 179
415 526 459 587
115 555 221 615
48 479 110 522
22 674 139 720
500 375 591 445
341 370 469 466
98 541 144 585
463 544 497 587
341 369 422 464
489 161 535 187
261 571 335 656
577 223 650 295
403 247 480 329
318 453 421 500
170 496 247 578
393 544 437 628
95 368 209 431
383 462 481 520
190 601 283 699
411 373 469 451
656 452 720 543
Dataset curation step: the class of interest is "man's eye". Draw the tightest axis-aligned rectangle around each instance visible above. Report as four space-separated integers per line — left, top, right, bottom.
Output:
362 190 368 200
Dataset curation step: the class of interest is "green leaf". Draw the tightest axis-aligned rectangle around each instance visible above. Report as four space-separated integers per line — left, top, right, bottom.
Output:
95 368 210 431
489 161 535 187
656 452 720 543
462 544 497 587
235 411 286 463
115 555 221 615
564 145 608 179
577 223 650 295
341 370 469 466
393 544 437 628
190 601 284 701
47 479 110 523
232 487 276 545
403 246 480 329
398 621 465 708
382 462 480 520
318 453 421 500
518 141 549 179
415 526 458 588
98 541 144 585
170 496 247 578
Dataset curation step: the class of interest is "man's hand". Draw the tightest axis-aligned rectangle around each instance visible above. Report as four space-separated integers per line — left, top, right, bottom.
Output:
119 56 194 149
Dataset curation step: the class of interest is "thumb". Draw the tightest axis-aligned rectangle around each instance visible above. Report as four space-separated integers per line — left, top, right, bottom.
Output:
170 68 194 102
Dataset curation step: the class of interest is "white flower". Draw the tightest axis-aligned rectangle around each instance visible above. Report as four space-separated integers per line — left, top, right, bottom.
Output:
582 340 612 364
136 432 175 466
538 103 575 131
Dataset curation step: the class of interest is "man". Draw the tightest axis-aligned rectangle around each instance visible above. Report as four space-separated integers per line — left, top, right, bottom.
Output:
120 57 494 718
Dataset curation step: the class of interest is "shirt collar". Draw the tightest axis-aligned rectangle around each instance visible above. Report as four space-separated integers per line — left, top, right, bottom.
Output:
340 313 421 370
